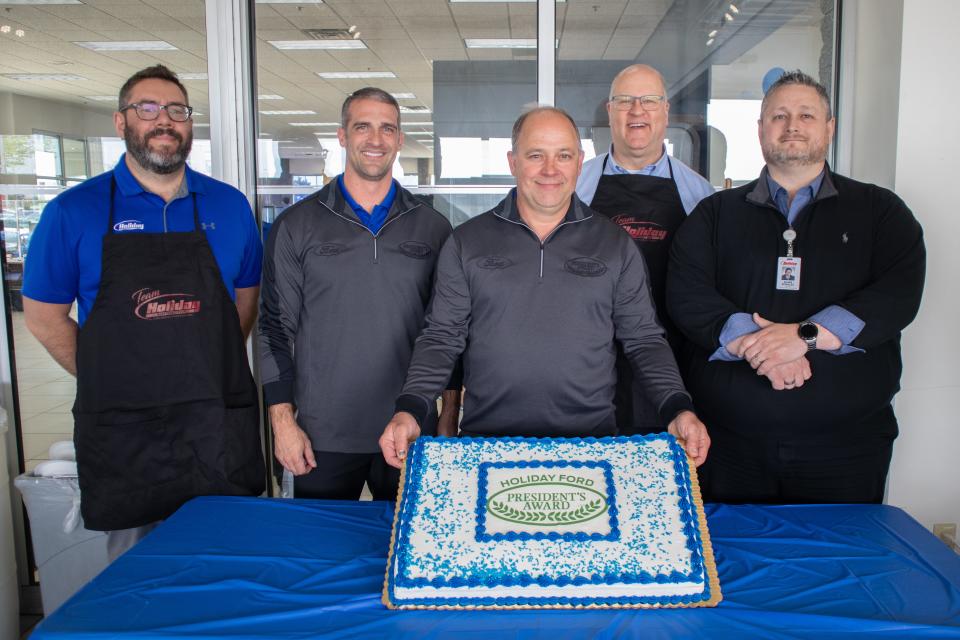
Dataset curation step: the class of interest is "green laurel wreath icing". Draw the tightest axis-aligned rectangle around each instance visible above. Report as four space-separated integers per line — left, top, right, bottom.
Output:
489 498 604 525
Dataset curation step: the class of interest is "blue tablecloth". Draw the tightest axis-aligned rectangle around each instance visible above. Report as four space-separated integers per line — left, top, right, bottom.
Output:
32 497 960 639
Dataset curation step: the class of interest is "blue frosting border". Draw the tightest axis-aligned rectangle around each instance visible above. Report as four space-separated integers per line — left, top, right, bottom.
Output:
475 459 620 542
386 434 710 608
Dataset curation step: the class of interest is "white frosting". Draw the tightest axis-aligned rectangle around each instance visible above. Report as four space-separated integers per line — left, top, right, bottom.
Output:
389 437 706 605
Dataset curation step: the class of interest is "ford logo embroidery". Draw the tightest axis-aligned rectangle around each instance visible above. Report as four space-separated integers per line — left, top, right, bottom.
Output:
399 241 432 259
477 255 514 270
564 257 608 277
313 243 347 256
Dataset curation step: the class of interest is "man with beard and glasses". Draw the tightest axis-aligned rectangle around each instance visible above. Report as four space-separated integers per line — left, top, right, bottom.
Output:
666 70 926 504
259 87 459 501
23 64 265 560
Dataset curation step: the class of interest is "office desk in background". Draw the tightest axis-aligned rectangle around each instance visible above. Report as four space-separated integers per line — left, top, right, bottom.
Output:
32 497 960 639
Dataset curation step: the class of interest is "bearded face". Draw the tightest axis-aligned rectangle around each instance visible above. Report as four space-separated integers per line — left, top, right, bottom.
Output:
124 123 193 175
758 84 835 169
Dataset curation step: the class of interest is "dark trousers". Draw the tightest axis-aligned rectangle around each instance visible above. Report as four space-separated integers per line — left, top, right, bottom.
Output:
293 451 400 501
700 426 894 505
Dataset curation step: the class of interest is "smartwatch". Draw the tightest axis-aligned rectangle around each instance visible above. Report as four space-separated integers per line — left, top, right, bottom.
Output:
798 321 819 351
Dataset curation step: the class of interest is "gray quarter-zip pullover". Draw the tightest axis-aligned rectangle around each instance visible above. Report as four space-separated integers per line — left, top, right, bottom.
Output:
396 190 693 437
259 180 453 452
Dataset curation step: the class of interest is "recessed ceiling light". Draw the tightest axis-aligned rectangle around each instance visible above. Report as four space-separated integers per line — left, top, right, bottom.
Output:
260 110 317 115
288 122 340 127
465 38 536 49
391 92 416 99
708 30 718 38
178 73 208 80
269 40 366 50
258 94 285 100
3 73 85 81
74 41 177 52
84 95 116 101
317 71 396 79
706 38 715 46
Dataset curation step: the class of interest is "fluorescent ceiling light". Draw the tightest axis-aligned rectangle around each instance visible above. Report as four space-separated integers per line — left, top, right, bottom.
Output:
317 71 396 79
3 73 85 81
400 106 431 113
259 94 285 100
391 92 416 99
288 122 339 126
193 123 210 127
408 132 434 136
465 38 536 49
269 40 366 50
260 110 316 115
405 121 434 126
0 0 82 4
84 95 116 101
75 41 177 52
178 73 208 80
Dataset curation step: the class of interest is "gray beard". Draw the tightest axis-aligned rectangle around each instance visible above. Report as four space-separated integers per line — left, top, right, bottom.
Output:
125 127 192 175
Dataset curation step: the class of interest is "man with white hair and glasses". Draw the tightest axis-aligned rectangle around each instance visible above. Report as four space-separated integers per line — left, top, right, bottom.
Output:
576 64 714 436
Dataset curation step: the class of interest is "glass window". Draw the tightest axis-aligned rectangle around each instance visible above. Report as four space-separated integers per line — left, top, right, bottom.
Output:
253 0 537 231
557 0 836 187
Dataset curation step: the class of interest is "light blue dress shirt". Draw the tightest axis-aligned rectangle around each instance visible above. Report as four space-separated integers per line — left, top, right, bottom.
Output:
576 145 715 214
711 168 865 361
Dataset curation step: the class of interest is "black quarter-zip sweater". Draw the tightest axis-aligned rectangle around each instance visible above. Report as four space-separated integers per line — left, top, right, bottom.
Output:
396 190 693 437
259 180 453 453
667 168 926 441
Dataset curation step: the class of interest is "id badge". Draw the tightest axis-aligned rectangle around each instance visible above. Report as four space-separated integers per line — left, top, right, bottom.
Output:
776 256 801 291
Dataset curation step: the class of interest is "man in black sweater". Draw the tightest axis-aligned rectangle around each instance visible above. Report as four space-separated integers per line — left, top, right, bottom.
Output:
667 71 925 504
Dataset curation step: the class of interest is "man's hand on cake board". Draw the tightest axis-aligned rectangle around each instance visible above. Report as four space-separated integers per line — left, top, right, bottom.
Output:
667 410 710 467
269 403 317 475
381 411 421 469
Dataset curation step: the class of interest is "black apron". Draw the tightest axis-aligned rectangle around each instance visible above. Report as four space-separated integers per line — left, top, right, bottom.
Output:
73 178 265 531
590 154 687 435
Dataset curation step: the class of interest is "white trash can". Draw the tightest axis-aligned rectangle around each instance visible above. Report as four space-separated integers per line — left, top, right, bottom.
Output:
14 456 108 615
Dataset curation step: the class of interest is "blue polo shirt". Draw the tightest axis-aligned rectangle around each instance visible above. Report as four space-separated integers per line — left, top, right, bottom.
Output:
337 174 397 234
23 155 262 326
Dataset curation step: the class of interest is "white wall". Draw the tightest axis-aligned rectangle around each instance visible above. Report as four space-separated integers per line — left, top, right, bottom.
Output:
884 0 960 529
0 91 114 140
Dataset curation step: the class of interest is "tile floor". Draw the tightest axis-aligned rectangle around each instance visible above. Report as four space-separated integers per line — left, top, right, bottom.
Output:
10 310 76 473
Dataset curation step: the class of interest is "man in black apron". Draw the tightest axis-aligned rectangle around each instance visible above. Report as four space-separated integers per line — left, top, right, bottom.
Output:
23 65 264 559
576 64 715 435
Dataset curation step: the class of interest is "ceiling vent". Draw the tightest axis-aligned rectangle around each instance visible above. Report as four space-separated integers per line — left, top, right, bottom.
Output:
301 28 355 41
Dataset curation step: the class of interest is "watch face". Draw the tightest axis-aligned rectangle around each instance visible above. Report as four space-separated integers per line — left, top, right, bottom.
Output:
799 322 818 340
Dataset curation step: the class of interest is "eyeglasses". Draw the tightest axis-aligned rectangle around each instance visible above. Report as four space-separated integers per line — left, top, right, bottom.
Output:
608 95 666 112
120 101 193 122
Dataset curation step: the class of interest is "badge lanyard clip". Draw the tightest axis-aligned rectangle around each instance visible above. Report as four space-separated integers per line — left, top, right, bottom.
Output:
776 228 800 291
